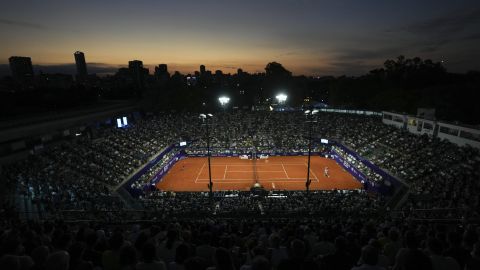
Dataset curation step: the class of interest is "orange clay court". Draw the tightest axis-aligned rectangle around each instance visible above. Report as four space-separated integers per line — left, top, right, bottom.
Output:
156 156 362 191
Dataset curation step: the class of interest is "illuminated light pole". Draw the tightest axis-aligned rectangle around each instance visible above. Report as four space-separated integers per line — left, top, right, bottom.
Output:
275 93 287 104
200 113 214 197
275 93 288 112
218 96 230 111
304 109 318 194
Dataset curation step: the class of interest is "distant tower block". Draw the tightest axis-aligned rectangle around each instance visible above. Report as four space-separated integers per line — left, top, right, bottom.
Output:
74 51 88 83
9 56 34 86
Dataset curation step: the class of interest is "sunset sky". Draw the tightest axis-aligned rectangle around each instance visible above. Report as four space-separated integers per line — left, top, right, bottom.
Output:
1 0 480 76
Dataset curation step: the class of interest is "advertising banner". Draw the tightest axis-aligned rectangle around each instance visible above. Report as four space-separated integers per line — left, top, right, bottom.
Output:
330 151 367 182
122 145 182 196
335 143 402 187
185 150 323 158
330 142 402 194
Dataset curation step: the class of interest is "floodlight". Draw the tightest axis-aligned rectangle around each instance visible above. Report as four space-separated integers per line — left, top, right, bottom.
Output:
199 114 206 118
207 113 213 117
304 110 311 114
312 109 319 114
276 93 287 103
218 96 230 106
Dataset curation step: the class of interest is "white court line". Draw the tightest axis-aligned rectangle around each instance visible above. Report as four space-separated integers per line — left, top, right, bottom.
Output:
310 170 320 182
188 163 306 166
281 163 290 179
304 162 320 182
223 165 227 180
185 160 325 184
194 162 206 183
196 179 313 183
196 177 310 181
226 170 285 173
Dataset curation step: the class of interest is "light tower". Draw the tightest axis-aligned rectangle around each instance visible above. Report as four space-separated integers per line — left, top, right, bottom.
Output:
200 113 214 197
218 96 230 111
275 93 287 104
304 108 319 194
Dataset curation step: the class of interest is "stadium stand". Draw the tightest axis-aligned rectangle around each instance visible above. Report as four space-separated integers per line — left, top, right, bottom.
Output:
1 111 479 270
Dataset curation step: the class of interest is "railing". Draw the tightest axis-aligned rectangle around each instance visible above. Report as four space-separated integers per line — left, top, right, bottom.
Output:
18 206 385 222
16 205 479 224
390 207 479 223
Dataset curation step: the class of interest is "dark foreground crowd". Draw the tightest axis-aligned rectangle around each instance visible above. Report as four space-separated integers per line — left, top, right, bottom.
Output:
1 214 480 270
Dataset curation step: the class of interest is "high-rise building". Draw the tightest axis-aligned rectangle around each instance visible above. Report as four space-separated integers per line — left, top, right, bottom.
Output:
155 64 168 74
74 51 88 83
200 65 206 75
154 64 170 83
128 60 147 92
214 70 224 85
9 56 34 85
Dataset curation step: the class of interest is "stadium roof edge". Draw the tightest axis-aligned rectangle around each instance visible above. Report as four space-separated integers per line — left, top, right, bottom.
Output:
0 101 138 143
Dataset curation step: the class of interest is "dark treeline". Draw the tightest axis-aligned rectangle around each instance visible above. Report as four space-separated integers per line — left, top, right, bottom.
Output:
1 56 479 124
326 56 480 124
145 56 479 124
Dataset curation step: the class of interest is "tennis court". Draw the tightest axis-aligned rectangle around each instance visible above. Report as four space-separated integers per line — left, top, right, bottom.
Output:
156 156 362 191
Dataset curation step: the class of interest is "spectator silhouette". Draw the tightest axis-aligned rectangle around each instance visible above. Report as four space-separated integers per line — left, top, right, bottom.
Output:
208 247 235 270
393 231 432 270
102 231 124 270
169 243 190 270
321 236 355 270
137 241 167 270
352 245 385 270
444 231 469 269
119 244 137 270
426 237 460 270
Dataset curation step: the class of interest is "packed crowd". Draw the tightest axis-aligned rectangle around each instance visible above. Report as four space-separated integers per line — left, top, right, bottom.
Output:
1 110 480 270
0 110 478 221
1 206 479 270
130 150 181 191
261 190 382 217
355 130 480 212
330 146 383 183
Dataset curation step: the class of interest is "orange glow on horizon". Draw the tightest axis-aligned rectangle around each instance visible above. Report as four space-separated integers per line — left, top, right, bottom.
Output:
1 39 338 76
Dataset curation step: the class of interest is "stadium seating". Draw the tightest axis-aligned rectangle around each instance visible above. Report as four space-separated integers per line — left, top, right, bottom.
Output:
1 111 479 270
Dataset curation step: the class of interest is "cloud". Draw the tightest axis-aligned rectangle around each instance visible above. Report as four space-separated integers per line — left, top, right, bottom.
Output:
419 47 438 53
333 47 402 62
0 63 121 77
0 18 46 30
276 51 302 57
322 61 379 76
460 33 480 41
34 63 120 75
387 8 480 54
402 8 480 35
215 65 239 70
288 59 379 77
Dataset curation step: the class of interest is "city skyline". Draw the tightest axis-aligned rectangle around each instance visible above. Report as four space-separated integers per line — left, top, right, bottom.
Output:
1 0 480 77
